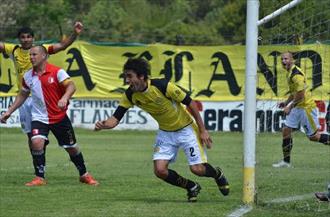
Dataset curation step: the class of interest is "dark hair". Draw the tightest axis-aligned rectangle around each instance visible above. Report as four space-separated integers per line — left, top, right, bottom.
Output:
123 58 150 80
17 27 34 38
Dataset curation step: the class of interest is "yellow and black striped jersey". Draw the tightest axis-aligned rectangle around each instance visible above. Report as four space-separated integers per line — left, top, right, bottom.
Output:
286 65 316 109
117 78 193 131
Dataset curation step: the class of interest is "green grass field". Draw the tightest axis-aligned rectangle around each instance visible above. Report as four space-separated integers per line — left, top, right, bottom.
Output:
0 128 329 217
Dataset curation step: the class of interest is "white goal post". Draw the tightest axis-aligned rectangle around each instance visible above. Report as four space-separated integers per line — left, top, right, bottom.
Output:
243 0 304 204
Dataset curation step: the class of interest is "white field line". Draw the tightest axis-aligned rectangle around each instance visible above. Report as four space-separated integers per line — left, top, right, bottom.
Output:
227 193 316 217
266 193 313 203
227 205 253 217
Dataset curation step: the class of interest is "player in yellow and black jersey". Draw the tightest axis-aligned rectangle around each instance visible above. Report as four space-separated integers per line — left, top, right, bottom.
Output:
272 52 329 168
95 58 230 202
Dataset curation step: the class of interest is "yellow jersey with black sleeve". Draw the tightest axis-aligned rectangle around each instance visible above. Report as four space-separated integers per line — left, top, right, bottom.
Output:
3 43 53 90
286 65 316 109
118 78 193 131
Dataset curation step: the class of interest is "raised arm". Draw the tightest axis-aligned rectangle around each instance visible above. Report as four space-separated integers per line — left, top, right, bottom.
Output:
188 100 213 148
51 21 83 54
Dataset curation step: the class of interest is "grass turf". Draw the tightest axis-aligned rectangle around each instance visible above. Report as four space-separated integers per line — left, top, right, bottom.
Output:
0 128 329 217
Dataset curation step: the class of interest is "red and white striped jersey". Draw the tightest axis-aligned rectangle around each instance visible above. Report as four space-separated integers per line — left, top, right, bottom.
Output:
22 63 70 124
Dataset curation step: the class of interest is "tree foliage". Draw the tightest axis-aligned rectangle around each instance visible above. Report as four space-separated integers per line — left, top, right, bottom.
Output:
1 0 329 45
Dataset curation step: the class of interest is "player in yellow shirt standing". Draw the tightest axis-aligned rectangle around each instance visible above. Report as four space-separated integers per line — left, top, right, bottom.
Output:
272 52 329 168
0 22 85 185
95 58 229 202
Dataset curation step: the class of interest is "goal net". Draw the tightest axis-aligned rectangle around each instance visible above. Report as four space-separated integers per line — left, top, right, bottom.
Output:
255 0 330 212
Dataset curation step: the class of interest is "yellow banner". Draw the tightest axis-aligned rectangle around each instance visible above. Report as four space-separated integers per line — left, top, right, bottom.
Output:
1 41 329 101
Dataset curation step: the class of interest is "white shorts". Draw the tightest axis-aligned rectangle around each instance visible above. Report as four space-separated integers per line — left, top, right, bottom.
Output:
153 124 208 165
18 96 32 134
284 107 319 137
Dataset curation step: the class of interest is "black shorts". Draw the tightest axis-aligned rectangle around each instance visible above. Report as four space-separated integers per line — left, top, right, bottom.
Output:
31 115 77 148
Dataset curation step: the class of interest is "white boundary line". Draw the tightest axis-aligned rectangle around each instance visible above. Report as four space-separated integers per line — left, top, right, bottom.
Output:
227 205 253 217
227 193 317 217
266 193 313 203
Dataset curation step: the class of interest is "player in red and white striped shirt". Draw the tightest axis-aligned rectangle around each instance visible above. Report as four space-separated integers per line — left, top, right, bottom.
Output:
1 45 98 186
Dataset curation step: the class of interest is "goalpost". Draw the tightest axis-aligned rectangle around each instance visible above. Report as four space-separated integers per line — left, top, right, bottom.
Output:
243 0 307 204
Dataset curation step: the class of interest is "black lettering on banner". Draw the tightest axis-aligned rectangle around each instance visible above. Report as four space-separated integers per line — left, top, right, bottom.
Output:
204 109 217 130
204 107 287 132
81 110 91 124
137 110 147 124
257 51 281 96
160 51 175 81
174 52 194 82
125 110 136 124
92 109 102 123
160 51 194 82
189 147 196 157
66 48 96 91
273 111 285 132
292 50 322 91
159 51 194 94
256 110 265 132
196 52 241 98
0 96 14 109
69 109 80 123
218 109 229 131
266 110 273 132
229 110 242 132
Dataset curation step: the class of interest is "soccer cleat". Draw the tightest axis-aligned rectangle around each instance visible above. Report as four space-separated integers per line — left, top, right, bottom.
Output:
79 173 99 186
215 167 230 196
187 183 201 202
272 160 291 168
25 176 47 186
315 192 330 202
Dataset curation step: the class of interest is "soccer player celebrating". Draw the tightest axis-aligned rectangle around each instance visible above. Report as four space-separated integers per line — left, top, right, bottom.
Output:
0 22 83 182
94 58 229 202
0 45 98 186
272 52 330 168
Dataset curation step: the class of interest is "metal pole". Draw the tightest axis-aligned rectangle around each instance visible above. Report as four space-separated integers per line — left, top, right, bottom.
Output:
243 0 259 204
258 0 303 26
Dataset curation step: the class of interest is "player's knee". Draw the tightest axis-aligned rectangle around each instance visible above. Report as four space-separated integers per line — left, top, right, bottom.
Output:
308 134 319 142
31 138 45 149
65 147 79 155
154 167 168 179
190 164 204 176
